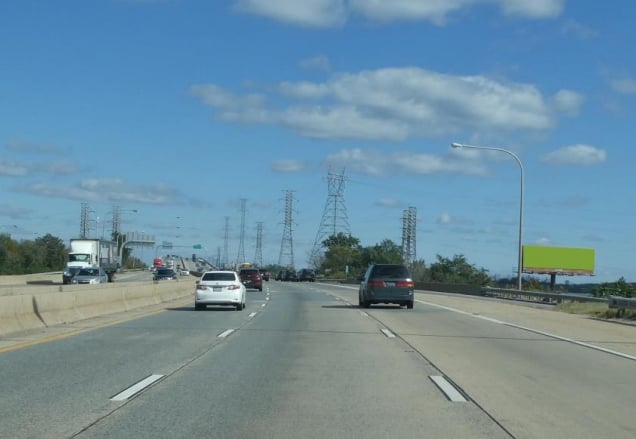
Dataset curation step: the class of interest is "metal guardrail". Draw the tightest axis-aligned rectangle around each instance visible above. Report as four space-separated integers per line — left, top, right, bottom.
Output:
608 295 636 317
482 287 608 305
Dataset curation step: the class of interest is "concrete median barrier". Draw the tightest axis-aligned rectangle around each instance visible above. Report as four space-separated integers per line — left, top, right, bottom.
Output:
0 295 46 335
0 281 193 338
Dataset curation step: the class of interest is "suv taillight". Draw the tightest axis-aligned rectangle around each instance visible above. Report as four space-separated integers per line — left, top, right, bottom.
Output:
368 280 386 287
396 280 414 288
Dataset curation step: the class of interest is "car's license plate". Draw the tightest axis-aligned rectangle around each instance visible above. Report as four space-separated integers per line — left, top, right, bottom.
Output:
385 282 395 287
213 286 222 292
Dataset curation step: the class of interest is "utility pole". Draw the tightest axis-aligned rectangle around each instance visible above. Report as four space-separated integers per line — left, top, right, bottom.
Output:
309 169 351 267
278 190 295 268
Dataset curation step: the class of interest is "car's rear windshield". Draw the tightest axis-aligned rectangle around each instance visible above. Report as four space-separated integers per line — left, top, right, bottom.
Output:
202 272 236 281
157 269 175 275
371 265 410 278
240 269 259 275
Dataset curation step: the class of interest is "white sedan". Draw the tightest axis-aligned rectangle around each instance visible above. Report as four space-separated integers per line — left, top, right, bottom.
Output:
195 270 246 311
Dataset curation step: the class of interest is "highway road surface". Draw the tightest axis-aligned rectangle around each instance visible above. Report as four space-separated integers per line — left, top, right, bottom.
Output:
1 281 634 438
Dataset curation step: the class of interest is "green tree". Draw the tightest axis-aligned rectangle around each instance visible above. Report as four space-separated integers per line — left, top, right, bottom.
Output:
320 233 362 278
594 277 634 298
360 239 404 267
428 254 491 286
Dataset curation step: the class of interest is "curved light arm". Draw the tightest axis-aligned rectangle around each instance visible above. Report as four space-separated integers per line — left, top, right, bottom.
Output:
451 142 524 290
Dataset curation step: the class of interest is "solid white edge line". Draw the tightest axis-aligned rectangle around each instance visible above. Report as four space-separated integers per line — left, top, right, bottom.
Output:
111 374 164 401
416 299 636 361
429 375 467 402
218 329 235 338
359 311 369 317
381 328 396 338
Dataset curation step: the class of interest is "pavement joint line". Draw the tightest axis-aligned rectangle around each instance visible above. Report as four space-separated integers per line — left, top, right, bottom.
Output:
381 328 396 338
416 299 636 362
429 375 468 402
218 329 235 338
110 374 164 401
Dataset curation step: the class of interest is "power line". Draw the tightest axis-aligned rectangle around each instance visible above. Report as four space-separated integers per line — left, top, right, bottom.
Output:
278 190 295 268
309 169 351 267
236 199 247 265
402 206 417 265
254 221 263 267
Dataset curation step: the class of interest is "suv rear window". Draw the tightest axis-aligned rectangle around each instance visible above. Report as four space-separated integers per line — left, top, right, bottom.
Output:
240 269 260 276
370 265 410 278
202 272 236 281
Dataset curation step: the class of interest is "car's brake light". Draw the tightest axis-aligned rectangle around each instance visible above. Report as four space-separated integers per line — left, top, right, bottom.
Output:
367 279 386 287
396 280 414 288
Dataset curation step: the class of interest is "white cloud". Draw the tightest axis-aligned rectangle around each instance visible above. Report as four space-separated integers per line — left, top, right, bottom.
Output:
233 0 347 28
299 55 331 71
233 0 563 27
18 178 181 205
0 159 29 177
6 139 60 154
374 198 402 208
192 67 560 141
270 160 306 173
536 237 552 245
561 19 599 39
552 89 585 116
541 144 607 166
611 78 636 95
325 148 487 177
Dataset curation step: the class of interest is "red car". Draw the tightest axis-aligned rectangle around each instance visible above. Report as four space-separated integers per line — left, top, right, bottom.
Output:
239 268 263 291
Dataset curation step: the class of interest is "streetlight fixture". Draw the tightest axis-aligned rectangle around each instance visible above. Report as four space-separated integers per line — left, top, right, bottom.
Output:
451 142 524 290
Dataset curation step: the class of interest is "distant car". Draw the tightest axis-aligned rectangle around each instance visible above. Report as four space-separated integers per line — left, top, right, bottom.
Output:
62 266 82 284
259 269 270 281
71 267 108 284
275 270 285 281
239 268 263 291
195 270 246 311
154 268 178 281
283 269 298 282
359 264 414 309
298 268 315 282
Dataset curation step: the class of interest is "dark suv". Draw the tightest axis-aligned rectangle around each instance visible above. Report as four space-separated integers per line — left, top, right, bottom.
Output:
359 264 414 309
239 268 263 291
298 268 315 282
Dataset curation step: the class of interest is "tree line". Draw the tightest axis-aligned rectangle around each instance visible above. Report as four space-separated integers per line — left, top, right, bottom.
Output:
0 233 143 275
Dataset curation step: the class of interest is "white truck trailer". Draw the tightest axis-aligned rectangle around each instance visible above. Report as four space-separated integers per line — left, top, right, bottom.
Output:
62 238 118 284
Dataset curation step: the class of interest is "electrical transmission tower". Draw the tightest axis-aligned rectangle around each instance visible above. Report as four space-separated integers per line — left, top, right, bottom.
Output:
236 199 247 265
309 170 351 267
278 190 295 268
401 206 417 265
254 222 263 267
80 202 90 238
222 216 230 268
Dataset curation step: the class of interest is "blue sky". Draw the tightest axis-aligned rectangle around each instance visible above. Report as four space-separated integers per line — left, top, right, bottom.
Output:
1 0 635 282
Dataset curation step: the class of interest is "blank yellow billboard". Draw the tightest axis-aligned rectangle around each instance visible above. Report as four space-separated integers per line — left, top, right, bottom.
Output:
522 246 594 275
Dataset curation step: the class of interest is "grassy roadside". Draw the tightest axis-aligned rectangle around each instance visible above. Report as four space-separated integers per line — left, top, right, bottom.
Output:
555 301 636 320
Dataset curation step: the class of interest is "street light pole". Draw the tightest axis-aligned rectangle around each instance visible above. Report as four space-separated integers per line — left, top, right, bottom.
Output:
451 142 524 290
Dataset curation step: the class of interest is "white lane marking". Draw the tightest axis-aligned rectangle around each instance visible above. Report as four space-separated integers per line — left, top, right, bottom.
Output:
261 303 267 308
381 328 396 338
266 297 270 301
416 299 636 362
218 329 235 338
359 311 369 317
111 374 164 401
429 376 467 402
248 312 257 318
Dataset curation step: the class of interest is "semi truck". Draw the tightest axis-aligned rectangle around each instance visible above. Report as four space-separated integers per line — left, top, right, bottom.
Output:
62 238 119 284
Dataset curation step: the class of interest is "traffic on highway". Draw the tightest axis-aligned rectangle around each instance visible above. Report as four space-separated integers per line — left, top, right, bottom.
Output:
1 279 634 438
